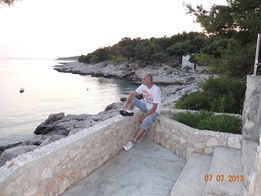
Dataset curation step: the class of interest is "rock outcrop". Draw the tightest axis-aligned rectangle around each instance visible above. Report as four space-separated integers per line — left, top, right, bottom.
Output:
53 61 210 85
0 145 38 167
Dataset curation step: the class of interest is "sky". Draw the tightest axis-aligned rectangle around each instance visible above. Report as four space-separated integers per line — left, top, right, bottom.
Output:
0 0 227 59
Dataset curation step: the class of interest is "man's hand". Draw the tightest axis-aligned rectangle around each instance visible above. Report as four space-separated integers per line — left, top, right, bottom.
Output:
138 113 147 123
139 104 158 123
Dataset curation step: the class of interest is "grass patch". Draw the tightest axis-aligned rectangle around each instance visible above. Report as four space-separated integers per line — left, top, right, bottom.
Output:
172 111 241 134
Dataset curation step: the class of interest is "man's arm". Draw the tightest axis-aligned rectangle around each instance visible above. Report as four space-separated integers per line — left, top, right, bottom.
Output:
143 103 158 117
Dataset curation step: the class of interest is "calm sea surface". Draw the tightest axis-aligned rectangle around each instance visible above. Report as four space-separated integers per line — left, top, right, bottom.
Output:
0 59 137 145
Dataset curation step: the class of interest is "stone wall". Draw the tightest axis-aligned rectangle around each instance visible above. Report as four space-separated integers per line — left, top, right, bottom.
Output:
0 115 138 196
148 115 242 160
244 134 261 196
242 75 261 142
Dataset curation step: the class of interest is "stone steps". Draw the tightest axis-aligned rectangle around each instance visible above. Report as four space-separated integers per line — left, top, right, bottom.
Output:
170 153 212 196
205 147 243 196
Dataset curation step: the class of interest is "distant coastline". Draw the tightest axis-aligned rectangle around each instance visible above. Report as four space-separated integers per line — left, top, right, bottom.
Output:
56 56 79 61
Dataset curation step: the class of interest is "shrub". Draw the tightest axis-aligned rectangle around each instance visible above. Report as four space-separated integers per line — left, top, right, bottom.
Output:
175 92 210 111
109 55 127 64
175 77 246 114
172 111 241 134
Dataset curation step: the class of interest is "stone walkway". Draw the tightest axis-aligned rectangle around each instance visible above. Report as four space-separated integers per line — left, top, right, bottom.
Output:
63 137 186 196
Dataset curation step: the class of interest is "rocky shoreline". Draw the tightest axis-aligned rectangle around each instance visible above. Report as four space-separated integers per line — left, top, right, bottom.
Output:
0 61 212 167
53 61 209 85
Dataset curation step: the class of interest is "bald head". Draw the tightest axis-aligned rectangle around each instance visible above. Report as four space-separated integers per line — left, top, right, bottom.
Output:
145 74 153 82
142 73 153 87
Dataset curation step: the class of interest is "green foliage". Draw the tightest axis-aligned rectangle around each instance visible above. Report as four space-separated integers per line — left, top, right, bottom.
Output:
193 38 255 78
134 40 157 62
173 111 241 134
0 0 15 5
186 0 261 37
151 52 168 63
175 77 246 114
175 92 210 111
185 0 260 78
229 0 261 36
167 41 190 56
109 55 128 64
186 5 235 36
78 32 208 65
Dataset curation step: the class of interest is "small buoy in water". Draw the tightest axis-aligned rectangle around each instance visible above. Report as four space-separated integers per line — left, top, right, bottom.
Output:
86 88 89 91
20 88 24 93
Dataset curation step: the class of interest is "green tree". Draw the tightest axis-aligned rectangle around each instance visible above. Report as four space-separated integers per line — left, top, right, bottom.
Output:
167 41 190 56
151 52 168 64
0 0 16 5
134 39 156 63
186 0 261 37
185 0 260 77
117 37 138 60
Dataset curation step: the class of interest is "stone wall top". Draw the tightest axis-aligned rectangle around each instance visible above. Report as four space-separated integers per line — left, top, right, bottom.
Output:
0 115 137 196
149 116 242 160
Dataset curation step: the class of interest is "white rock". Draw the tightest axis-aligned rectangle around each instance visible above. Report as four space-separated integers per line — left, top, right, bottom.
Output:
180 137 186 144
41 167 53 179
227 137 241 149
206 138 219 147
193 142 205 149
204 147 214 154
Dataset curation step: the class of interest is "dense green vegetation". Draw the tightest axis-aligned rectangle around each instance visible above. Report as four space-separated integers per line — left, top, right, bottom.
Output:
172 111 241 134
175 77 246 114
79 32 209 66
185 0 260 78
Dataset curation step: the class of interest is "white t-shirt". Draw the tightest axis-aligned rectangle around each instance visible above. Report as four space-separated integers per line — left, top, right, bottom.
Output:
135 84 161 114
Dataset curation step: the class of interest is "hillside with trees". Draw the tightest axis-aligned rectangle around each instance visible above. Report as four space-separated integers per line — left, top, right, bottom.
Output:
79 0 260 79
78 32 209 67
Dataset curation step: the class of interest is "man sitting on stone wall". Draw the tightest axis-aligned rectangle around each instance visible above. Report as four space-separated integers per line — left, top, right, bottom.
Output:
119 74 161 151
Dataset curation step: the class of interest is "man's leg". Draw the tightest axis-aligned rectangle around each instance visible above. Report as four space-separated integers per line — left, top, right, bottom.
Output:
123 97 134 111
120 97 147 117
123 112 159 151
132 113 158 141
133 128 145 141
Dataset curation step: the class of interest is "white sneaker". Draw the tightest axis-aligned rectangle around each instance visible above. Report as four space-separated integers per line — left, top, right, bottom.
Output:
123 140 135 151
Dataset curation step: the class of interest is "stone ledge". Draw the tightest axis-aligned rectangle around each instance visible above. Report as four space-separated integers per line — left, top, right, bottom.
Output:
148 116 242 160
161 108 242 118
0 114 138 196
